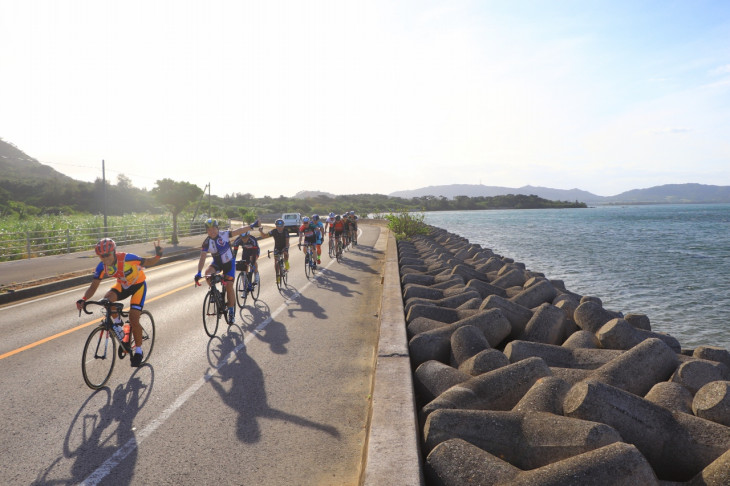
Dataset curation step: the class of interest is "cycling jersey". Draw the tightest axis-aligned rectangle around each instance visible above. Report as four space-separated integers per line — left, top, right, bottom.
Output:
332 220 345 234
300 223 318 244
313 221 325 244
265 228 290 250
201 230 236 276
93 252 147 289
234 235 260 261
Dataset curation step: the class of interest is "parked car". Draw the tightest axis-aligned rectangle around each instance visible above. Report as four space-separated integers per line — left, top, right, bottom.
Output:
281 212 302 235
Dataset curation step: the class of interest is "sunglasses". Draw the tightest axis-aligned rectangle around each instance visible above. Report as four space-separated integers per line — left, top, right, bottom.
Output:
100 252 112 258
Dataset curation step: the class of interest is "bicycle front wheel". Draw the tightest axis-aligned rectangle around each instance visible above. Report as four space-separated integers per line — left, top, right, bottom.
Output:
280 261 288 288
235 272 248 308
252 274 260 301
203 291 220 337
131 310 156 364
304 254 312 278
82 326 116 389
328 239 334 258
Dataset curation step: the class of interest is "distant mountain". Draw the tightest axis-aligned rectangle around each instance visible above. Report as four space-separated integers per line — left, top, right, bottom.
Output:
389 183 730 204
390 184 606 203
0 138 75 183
292 190 336 199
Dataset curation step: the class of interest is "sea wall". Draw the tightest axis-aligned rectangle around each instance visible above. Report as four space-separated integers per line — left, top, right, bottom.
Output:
401 225 730 485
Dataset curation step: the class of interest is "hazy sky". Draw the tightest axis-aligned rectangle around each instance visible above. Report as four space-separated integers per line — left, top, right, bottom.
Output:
2 1 729 198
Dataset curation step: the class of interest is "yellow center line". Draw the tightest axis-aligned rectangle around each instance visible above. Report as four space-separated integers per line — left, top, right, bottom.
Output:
0 283 194 361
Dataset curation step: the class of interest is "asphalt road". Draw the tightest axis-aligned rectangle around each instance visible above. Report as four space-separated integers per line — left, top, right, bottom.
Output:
0 225 387 485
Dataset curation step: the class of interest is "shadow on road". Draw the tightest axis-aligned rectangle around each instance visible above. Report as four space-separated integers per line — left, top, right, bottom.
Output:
35 367 154 485
208 341 339 444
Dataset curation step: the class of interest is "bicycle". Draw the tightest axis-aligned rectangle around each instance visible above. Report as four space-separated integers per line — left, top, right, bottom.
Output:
351 226 358 246
197 273 231 337
328 234 335 258
268 249 288 289
79 299 156 390
298 243 317 278
235 260 260 307
335 234 344 263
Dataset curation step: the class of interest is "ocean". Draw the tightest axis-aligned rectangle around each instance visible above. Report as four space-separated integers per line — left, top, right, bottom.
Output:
423 204 730 352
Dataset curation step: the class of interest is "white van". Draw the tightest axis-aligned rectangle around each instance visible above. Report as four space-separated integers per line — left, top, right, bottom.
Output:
281 213 302 235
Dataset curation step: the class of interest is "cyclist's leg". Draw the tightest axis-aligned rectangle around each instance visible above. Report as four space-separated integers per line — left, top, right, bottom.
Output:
223 263 236 309
127 283 147 350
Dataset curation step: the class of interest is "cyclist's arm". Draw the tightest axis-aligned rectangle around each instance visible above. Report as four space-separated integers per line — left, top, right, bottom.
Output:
79 277 102 303
197 251 208 274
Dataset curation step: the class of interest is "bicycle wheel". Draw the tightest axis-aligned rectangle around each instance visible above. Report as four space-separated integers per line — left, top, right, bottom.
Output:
131 310 156 364
336 242 343 263
82 326 116 389
203 290 220 337
304 253 312 278
252 273 260 301
235 272 248 308
280 260 288 287
328 238 334 258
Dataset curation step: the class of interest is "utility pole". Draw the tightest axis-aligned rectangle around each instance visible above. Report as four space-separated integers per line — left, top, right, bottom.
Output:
208 182 211 217
102 159 108 236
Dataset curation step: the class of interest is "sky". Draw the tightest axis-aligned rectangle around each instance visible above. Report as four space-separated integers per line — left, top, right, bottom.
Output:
1 1 729 198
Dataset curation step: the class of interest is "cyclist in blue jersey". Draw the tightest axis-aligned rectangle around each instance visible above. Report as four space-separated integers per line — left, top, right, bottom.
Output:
310 214 325 264
195 218 258 324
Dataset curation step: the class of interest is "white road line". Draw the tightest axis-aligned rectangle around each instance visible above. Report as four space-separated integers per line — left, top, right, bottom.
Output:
81 257 337 485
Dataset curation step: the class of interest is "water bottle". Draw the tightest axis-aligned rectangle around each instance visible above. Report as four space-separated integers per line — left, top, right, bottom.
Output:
122 323 131 344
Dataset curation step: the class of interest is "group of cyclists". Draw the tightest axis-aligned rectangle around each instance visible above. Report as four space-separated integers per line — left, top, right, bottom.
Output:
76 211 359 366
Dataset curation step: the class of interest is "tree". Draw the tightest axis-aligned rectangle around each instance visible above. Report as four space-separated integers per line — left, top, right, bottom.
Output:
152 179 203 244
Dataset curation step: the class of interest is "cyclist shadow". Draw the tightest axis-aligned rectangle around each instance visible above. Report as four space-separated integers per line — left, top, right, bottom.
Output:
285 291 327 320
315 271 362 299
231 302 290 355
34 367 154 485
208 345 340 444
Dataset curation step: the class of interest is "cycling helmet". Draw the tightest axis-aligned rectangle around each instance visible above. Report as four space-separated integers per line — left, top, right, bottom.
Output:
329 212 335 218
205 218 219 228
312 214 319 221
95 238 116 256
335 214 341 221
302 216 310 224
275 219 285 226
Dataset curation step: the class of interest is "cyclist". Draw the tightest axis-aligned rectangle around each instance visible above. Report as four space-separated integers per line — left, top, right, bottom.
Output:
342 214 351 247
298 216 318 267
233 231 260 291
311 214 325 264
324 212 336 241
331 214 346 253
258 218 291 285
348 210 358 245
76 238 163 367
195 218 258 324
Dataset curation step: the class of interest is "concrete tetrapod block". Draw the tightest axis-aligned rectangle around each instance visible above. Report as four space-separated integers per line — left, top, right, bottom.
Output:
564 379 730 481
465 279 508 299
406 311 481 337
670 358 730 394
458 348 511 376
414 360 471 405
686 447 730 486
450 324 491 367
475 256 507 274
510 279 559 310
561 330 600 349
694 346 730 370
644 381 694 415
589 337 679 396
406 304 478 324
491 268 527 289
421 357 552 420
692 381 730 426
426 438 659 486
573 300 621 334
504 340 623 370
624 312 651 331
512 376 572 415
423 409 623 468
480 294 533 338
404 289 482 316
520 303 567 345
450 264 492 284
596 318 682 352
408 309 512 367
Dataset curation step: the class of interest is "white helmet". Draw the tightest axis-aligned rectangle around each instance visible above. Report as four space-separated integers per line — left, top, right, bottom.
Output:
329 212 335 218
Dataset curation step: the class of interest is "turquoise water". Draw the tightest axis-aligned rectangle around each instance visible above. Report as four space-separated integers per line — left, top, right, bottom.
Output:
423 204 730 351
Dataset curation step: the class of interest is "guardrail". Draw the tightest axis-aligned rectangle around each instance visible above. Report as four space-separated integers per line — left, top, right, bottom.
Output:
0 222 208 261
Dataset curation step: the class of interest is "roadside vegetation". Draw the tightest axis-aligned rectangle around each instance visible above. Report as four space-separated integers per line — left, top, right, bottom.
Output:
385 211 430 240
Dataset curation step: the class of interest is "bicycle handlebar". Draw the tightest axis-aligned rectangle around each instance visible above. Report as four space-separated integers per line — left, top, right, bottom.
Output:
80 299 126 316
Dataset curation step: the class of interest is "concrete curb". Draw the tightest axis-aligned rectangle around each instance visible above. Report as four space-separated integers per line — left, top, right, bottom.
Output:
0 248 201 305
362 230 425 485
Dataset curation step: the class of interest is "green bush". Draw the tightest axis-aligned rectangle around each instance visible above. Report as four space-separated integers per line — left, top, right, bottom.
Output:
385 211 429 240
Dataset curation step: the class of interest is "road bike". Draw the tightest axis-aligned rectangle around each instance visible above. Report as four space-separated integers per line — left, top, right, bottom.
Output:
268 249 288 289
351 225 358 246
334 234 344 263
235 260 260 307
328 233 335 258
197 273 231 337
79 299 156 390
299 243 317 278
